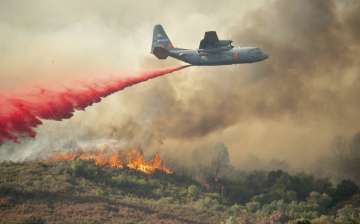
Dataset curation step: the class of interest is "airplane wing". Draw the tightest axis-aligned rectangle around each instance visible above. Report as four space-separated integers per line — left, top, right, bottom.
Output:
199 31 219 49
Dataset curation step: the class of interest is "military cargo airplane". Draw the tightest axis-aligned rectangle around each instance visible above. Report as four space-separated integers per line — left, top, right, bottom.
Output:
151 24 268 66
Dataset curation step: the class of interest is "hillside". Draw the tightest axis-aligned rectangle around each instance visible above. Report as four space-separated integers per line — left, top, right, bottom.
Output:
0 160 359 224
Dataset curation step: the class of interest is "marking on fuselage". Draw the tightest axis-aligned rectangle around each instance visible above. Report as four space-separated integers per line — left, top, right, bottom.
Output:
232 51 239 60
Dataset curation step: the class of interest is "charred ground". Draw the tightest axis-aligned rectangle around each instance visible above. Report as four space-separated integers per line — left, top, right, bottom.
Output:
0 159 359 224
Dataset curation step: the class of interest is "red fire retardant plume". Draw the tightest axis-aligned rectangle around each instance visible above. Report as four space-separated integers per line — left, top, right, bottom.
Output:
0 65 189 143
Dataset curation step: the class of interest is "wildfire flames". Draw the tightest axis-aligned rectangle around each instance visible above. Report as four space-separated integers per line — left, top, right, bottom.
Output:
48 148 172 174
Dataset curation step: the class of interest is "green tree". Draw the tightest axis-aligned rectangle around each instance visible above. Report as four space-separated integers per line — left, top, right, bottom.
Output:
332 180 359 204
210 143 230 180
307 191 332 212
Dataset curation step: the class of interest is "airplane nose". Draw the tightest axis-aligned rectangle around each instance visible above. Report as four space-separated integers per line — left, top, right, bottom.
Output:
262 53 269 60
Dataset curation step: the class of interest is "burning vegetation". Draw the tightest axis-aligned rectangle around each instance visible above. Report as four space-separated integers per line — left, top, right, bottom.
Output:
48 148 172 174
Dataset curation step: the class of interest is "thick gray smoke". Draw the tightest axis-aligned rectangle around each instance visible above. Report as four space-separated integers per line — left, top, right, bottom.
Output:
1 0 360 181
120 0 360 171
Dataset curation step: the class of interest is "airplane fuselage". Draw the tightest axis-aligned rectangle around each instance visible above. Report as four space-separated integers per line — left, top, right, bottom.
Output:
151 24 268 66
168 47 268 66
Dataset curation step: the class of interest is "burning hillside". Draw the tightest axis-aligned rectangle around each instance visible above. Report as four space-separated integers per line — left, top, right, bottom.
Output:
48 148 172 174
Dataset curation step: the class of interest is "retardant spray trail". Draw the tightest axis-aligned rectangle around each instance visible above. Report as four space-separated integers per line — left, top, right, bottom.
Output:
0 65 190 143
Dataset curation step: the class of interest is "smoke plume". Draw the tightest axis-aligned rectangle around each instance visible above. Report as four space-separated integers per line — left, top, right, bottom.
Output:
1 0 360 180
108 0 360 173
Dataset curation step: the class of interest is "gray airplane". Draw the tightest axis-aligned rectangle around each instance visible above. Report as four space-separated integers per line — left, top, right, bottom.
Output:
151 24 268 66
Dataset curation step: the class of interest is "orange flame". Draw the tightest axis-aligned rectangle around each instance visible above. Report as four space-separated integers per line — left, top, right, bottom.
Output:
48 148 172 174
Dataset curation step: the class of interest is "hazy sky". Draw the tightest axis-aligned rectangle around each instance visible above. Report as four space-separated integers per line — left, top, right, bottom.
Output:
0 0 263 87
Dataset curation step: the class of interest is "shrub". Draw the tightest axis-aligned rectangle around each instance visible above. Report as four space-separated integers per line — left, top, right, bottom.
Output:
311 215 335 224
220 216 235 224
70 159 96 179
335 205 360 223
245 201 261 213
187 184 201 200
19 216 47 224
158 196 174 204
291 218 311 224
286 201 319 220
307 191 332 211
194 196 222 211
79 221 101 224
227 203 243 216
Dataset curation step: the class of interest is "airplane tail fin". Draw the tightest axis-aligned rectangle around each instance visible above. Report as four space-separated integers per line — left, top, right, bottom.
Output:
151 24 174 59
